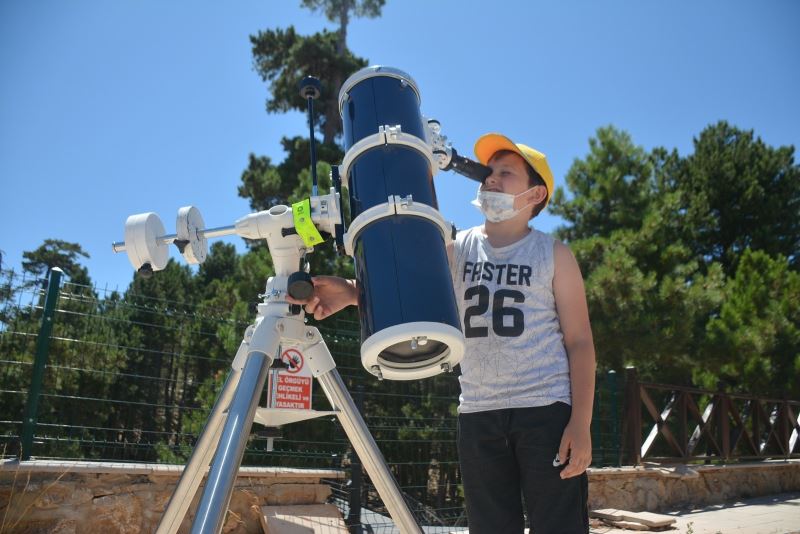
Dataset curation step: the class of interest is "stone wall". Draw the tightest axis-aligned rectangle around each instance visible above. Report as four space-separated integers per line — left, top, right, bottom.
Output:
0 460 344 533
3 459 799 532
588 460 800 512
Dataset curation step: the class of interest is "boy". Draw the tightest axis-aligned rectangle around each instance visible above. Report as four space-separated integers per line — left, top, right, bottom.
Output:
291 133 595 534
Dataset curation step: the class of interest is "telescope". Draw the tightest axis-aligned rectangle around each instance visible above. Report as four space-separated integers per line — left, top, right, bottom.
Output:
113 66 489 381
112 66 490 533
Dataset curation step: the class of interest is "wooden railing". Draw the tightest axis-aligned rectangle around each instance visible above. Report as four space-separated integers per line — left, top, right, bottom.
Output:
621 368 800 465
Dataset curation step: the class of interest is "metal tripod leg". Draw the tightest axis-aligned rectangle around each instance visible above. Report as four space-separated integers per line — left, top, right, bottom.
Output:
304 335 422 534
318 369 422 534
156 368 241 534
157 313 278 534
191 350 271 534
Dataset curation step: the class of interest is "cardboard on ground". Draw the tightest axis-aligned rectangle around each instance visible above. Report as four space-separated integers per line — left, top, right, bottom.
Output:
590 509 676 528
260 504 347 534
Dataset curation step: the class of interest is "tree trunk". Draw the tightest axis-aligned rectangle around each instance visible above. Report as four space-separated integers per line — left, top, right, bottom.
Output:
437 463 445 510
338 1 349 55
323 0 351 145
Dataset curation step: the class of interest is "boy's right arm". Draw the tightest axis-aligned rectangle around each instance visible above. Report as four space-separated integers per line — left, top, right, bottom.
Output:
286 275 358 321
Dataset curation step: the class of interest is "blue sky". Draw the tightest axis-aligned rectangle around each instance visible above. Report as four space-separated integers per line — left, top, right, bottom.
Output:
1 0 798 292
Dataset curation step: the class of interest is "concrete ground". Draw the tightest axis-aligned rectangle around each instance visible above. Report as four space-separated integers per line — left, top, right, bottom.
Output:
590 492 800 534
337 493 800 533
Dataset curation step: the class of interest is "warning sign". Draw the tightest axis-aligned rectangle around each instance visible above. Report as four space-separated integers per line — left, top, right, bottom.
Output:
271 348 313 409
281 349 304 374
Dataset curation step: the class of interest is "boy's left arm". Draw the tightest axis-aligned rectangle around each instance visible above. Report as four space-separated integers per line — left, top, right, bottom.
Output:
552 240 597 479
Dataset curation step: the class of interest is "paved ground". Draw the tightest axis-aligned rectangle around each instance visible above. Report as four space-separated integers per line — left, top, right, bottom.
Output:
337 493 800 533
590 492 800 534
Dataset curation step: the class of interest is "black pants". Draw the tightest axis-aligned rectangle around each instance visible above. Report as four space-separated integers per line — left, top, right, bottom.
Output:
457 403 589 534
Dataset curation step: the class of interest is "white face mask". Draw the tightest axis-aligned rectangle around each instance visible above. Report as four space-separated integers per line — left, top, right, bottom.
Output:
471 187 537 222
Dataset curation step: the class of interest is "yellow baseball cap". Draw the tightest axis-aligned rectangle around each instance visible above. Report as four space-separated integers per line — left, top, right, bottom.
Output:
474 133 554 207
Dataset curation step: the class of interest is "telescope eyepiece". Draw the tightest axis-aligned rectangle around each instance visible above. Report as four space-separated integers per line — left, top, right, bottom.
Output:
447 148 493 183
299 76 322 100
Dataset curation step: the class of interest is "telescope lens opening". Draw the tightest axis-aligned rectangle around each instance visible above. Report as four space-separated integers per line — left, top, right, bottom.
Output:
379 339 448 364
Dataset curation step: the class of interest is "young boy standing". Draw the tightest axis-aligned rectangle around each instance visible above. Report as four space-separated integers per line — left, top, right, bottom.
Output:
292 133 595 534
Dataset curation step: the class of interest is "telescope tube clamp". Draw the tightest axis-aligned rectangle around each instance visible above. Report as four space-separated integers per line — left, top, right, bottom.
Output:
339 124 438 188
343 195 454 256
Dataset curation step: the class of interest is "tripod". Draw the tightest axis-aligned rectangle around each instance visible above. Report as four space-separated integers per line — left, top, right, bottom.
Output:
112 197 423 534
155 294 420 533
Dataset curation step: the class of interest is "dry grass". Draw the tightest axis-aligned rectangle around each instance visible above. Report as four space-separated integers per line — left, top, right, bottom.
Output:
0 448 73 533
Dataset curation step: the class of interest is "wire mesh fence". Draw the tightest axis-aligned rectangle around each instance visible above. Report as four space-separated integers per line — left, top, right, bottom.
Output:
0 267 625 532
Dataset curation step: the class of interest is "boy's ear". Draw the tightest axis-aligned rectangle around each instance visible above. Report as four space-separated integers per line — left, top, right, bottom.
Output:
528 185 548 205
533 185 547 204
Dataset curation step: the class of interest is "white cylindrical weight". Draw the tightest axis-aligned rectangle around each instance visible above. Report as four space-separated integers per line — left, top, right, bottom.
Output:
177 206 207 264
124 212 169 272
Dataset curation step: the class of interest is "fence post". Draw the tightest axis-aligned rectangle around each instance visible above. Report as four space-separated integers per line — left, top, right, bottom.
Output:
678 391 688 462
779 397 789 459
20 267 62 460
715 382 730 461
346 384 364 534
607 369 619 466
622 367 641 465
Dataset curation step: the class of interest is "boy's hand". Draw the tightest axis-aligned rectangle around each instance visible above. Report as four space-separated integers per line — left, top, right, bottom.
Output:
557 419 592 479
285 276 357 320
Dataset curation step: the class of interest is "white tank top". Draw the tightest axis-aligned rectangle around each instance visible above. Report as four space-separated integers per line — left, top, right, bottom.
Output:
451 226 572 413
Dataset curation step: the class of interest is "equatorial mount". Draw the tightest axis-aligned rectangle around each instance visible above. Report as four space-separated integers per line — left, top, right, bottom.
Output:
111 192 340 289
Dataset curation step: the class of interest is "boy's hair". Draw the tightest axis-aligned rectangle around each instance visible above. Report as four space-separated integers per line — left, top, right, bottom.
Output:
489 149 549 218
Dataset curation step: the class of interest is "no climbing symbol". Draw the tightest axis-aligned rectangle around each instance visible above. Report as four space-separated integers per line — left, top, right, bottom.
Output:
273 347 312 409
281 348 304 374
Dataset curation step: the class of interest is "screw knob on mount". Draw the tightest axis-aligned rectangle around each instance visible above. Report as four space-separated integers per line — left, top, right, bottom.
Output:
287 271 314 301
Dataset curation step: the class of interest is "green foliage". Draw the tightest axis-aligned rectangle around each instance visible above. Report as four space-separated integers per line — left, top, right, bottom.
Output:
677 122 800 275
300 0 385 24
551 126 655 242
700 249 800 396
156 369 228 463
558 123 799 394
197 242 237 287
21 239 91 285
238 137 343 212
249 28 367 143
575 230 724 383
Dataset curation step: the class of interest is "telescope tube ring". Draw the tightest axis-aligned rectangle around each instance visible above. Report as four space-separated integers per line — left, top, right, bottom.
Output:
338 66 422 118
343 195 453 256
338 125 437 188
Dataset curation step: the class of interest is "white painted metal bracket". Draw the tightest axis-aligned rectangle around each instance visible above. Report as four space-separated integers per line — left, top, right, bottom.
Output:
253 407 337 427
